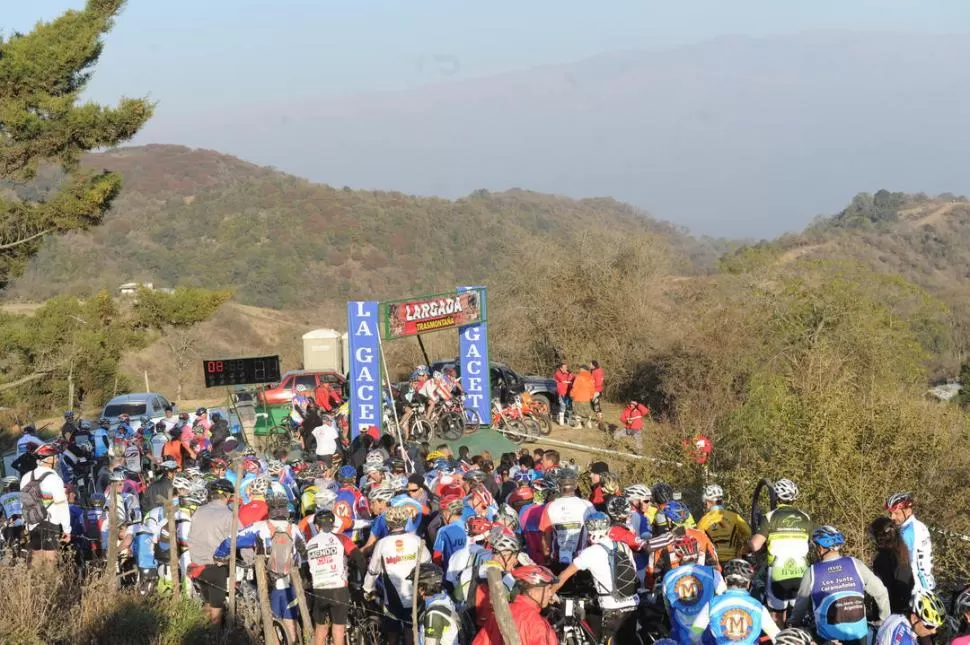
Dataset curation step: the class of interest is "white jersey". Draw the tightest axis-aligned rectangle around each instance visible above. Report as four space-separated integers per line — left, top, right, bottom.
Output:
541 495 595 564
572 539 639 610
363 531 430 610
20 465 70 534
899 516 934 591
0 492 23 526
150 433 167 462
16 434 43 456
874 614 919 645
306 530 353 590
445 542 486 602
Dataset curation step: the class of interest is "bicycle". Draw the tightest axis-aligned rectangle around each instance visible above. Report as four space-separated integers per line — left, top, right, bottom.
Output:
346 586 382 645
547 595 601 645
429 398 465 441
491 400 538 444
398 401 434 442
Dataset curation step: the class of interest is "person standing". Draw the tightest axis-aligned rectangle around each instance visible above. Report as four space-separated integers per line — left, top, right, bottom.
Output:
20 442 71 567
697 485 751 562
616 400 649 452
553 363 574 426
590 360 604 423
868 516 914 614
569 365 596 429
187 479 235 627
886 493 934 592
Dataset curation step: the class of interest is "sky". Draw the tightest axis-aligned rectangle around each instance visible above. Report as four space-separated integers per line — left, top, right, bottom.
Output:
5 1 970 235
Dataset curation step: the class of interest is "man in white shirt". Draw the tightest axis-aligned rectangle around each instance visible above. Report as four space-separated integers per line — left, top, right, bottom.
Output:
539 469 594 569
20 442 71 567
311 416 340 468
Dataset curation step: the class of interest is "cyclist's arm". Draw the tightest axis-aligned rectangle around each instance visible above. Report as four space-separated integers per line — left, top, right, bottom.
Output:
362 543 382 594
690 602 712 643
788 569 814 627
760 606 781 640
858 559 891 622
550 561 580 595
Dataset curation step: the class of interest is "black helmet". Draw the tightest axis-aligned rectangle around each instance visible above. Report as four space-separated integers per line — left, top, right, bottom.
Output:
723 559 754 586
314 509 335 531
22 424 36 435
409 562 445 595
606 495 632 522
207 478 235 496
652 482 674 504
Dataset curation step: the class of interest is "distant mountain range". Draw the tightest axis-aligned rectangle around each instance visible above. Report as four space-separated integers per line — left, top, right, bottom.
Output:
139 31 970 237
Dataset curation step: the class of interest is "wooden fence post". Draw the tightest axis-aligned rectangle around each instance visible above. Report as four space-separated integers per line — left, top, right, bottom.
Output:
227 460 242 620
166 486 180 601
412 541 424 645
254 553 278 645
486 566 521 645
106 484 119 590
289 569 314 644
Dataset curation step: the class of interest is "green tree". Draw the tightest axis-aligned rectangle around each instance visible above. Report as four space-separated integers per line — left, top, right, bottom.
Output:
0 0 152 288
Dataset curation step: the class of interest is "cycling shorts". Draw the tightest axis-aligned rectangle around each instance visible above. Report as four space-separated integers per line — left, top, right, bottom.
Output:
312 587 350 625
271 586 299 620
29 521 62 552
196 564 229 609
764 573 800 610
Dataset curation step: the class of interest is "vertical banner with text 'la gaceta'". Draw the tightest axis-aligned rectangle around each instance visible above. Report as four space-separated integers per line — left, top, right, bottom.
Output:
347 301 381 439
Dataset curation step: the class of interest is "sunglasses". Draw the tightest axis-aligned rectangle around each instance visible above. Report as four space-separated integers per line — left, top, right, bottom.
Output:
407 487 421 493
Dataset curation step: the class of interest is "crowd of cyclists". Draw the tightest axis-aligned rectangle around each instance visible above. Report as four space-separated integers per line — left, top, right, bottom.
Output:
2 395 970 645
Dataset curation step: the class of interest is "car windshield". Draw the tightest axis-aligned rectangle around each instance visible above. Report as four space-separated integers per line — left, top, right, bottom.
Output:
103 403 147 417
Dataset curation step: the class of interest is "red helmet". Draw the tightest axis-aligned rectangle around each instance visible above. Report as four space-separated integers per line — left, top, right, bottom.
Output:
33 441 63 458
673 535 700 563
437 483 465 499
511 565 557 587
507 487 534 507
886 492 914 511
466 516 493 539
470 486 494 510
243 458 261 474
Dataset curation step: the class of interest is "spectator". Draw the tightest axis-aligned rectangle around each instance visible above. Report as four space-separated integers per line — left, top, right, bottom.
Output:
588 462 610 511
312 415 341 468
617 400 649 452
553 363 574 426
187 479 235 626
314 380 343 413
869 516 915 614
590 360 605 423
541 450 560 471
533 448 546 472
569 365 596 428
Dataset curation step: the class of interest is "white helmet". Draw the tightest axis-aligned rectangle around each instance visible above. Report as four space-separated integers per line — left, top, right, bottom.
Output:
296 384 307 392
702 485 724 502
773 479 799 503
314 489 337 509
368 486 395 503
624 484 652 502
172 475 193 492
247 476 269 498
432 371 443 380
365 450 385 466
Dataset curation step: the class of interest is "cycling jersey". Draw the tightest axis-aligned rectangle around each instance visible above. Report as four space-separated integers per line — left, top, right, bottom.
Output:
899 515 934 591
433 518 467 567
445 542 486 603
306 530 357 590
363 530 430 619
539 495 594 564
572 539 639 610
791 555 884 642
691 588 778 645
1 492 23 525
92 428 110 458
149 433 167 463
874 614 919 645
663 563 726 644
628 508 653 539
16 434 43 456
756 505 811 584
420 593 460 645
697 506 751 562
472 593 558 645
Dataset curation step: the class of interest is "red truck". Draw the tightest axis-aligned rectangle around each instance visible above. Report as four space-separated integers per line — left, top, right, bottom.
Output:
257 370 345 406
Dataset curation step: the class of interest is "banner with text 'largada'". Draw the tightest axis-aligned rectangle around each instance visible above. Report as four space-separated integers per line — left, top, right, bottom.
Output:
381 289 485 340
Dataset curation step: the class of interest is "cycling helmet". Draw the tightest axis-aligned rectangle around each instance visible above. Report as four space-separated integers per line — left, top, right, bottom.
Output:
624 484 652 502
466 516 492 542
585 511 611 535
99 417 110 426
511 470 532 485
196 407 207 415
368 486 395 503
108 469 126 482
886 492 914 511
182 485 208 507
210 457 228 470
440 495 465 516
172 475 193 492
433 458 453 474
722 559 754 586
242 458 261 475
606 495 631 522
954 586 970 617
664 500 691 526
426 450 446 463
772 479 799 503
384 506 411 530
388 457 405 472
314 489 337 509
337 465 357 482
912 589 946 628
389 474 408 491
139 415 151 425
652 482 674 504
463 470 486 484
296 385 307 392
506 487 534 508
183 467 203 480
409 562 444 594
511 565 557 587
557 470 578 493
362 463 382 475
432 371 443 380
599 472 621 496
247 476 269 498
178 412 190 420
811 525 845 549
159 459 179 472
774 629 814 645
314 509 336 531
267 460 284 476
90 493 106 508
365 450 386 466
119 413 130 422
33 441 63 458
702 485 724 502
79 420 93 431
495 504 520 532
470 486 494 510
673 534 700 563
487 526 520 554
207 478 235 496
64 410 74 418
1 476 18 489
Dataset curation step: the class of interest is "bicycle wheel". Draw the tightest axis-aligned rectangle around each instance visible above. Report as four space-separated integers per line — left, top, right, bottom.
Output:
462 408 483 434
438 410 465 441
499 419 526 444
408 417 433 442
529 411 553 435
272 619 292 645
520 415 542 442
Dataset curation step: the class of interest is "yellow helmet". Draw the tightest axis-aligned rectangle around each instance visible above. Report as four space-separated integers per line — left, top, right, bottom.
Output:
426 450 446 462
912 589 946 628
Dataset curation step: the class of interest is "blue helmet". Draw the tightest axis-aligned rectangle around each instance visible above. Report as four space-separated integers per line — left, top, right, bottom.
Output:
812 525 845 549
433 458 453 473
64 410 74 418
337 465 357 482
664 500 691 526
512 470 532 485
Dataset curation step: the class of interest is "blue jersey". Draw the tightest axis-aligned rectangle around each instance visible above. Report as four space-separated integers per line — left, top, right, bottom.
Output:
133 530 157 569
92 429 110 458
808 556 868 641
663 564 723 644
433 520 467 566
874 615 919 645
700 589 767 645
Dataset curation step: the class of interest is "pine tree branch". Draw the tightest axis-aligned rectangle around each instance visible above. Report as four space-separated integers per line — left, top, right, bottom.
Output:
0 228 52 250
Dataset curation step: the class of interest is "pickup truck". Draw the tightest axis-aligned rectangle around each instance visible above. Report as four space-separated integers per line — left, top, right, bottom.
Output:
429 359 558 410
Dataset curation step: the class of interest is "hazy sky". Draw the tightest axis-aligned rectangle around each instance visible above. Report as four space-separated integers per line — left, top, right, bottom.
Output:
10 1 970 109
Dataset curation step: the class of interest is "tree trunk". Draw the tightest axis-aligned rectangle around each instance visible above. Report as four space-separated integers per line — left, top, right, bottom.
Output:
486 566 520 645
227 460 242 619
254 555 278 645
106 485 119 590
289 570 314 644
167 486 180 602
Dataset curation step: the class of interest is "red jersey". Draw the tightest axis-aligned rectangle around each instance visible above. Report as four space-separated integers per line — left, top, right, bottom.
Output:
607 524 646 551
620 404 649 432
591 367 604 393
239 500 268 527
553 368 573 397
472 594 558 645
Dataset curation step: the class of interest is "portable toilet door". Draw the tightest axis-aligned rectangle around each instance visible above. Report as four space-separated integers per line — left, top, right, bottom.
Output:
302 329 343 372
341 331 349 376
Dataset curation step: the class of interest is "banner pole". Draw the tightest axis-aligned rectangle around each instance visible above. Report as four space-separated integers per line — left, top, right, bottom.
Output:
376 327 410 472
415 334 431 367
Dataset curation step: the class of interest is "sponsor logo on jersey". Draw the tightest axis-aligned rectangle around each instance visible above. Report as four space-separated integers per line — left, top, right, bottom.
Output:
720 608 754 641
385 552 417 565
675 574 702 604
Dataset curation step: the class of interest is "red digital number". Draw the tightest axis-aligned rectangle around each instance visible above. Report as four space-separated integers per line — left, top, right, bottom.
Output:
207 361 224 373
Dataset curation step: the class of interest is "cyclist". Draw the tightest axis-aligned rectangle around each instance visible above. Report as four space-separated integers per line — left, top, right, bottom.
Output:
445 516 492 603
539 469 594 572
649 501 720 585
16 424 44 457
773 628 815 645
652 482 696 533
299 488 337 539
748 478 811 624
148 421 168 466
142 475 193 584
472 564 559 645
22 441 71 567
691 559 779 645
885 492 934 592
433 495 469 567
789 525 890 645
874 589 946 645
142 459 179 513
61 411 78 440
624 483 656 538
553 511 640 643
661 533 727 645
306 509 366 645
697 484 751 562
93 418 111 464
948 586 970 645
411 562 461 645
469 526 534 630
363 505 431 644
1 476 24 558
239 475 270 527
186 478 235 626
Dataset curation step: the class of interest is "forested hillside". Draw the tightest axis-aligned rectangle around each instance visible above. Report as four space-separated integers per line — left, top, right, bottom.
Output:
6 145 723 307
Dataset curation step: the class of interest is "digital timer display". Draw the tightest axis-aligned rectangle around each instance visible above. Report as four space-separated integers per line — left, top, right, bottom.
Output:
202 355 281 387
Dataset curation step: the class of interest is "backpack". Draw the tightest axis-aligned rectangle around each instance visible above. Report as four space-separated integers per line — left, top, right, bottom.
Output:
21 471 53 526
268 523 295 578
601 541 639 600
